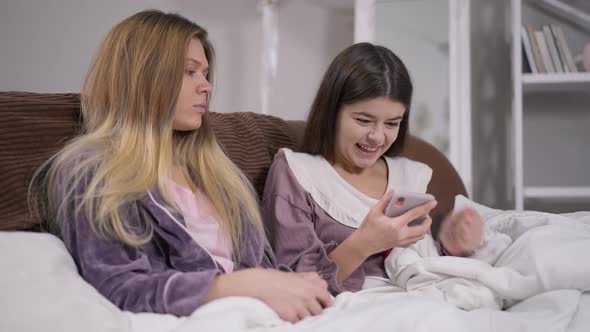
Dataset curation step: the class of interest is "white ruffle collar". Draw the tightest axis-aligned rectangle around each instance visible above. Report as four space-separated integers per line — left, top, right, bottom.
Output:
279 148 432 229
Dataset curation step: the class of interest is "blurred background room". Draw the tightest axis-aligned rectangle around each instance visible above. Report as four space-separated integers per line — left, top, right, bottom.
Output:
1 0 589 212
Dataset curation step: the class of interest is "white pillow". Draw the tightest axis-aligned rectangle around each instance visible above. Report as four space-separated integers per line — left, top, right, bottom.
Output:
0 231 130 332
453 194 590 226
453 194 507 221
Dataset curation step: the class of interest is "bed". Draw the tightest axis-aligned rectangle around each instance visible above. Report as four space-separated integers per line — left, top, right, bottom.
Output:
1 92 588 332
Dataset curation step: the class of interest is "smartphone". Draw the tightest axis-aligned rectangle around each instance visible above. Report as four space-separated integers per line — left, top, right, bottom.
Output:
384 192 435 226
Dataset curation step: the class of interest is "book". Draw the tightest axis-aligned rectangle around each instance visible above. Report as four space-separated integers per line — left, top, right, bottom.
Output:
542 25 564 73
535 30 555 73
527 25 545 73
522 44 532 73
554 25 578 73
521 26 537 73
550 25 569 73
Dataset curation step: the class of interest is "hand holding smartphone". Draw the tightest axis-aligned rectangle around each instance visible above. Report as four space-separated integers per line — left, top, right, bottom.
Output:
384 192 435 226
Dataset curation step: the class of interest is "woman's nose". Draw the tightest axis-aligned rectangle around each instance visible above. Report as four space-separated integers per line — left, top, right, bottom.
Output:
367 125 384 142
196 75 213 93
197 76 212 94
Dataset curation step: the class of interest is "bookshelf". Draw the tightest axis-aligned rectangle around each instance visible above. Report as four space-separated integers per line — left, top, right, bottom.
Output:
524 186 590 200
523 72 590 92
511 0 590 211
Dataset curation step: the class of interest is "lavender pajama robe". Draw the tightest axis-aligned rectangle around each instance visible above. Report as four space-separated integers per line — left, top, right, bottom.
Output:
57 178 279 317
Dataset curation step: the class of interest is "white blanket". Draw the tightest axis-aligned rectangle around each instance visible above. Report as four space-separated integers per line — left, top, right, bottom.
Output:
2 196 589 332
148 290 588 332
385 195 590 311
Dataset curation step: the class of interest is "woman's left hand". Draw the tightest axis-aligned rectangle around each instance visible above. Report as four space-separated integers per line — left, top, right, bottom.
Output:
438 207 484 257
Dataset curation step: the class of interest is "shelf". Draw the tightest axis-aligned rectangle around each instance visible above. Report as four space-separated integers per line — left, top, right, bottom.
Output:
512 0 590 210
524 186 590 200
522 73 590 92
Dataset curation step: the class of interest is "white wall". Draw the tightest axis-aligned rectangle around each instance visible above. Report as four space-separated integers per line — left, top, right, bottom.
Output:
0 0 353 120
374 0 451 157
269 1 354 120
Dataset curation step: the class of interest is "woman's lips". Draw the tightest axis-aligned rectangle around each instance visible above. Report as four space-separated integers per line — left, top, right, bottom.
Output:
193 104 207 113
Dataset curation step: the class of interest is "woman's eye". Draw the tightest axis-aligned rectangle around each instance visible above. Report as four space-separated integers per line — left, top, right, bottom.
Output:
385 122 400 127
355 118 371 124
185 69 195 76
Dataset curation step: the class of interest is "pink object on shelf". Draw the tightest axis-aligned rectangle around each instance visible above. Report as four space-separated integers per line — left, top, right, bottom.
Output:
584 42 590 72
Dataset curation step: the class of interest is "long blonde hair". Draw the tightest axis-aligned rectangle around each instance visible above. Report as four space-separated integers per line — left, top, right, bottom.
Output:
29 10 263 257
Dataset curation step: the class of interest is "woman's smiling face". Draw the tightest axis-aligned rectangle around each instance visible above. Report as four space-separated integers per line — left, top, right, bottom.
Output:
332 97 406 173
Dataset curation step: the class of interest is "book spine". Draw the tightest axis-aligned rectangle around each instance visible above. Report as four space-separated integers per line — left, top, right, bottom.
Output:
535 30 555 73
527 25 546 73
542 25 564 73
550 24 569 73
555 25 578 73
521 26 537 73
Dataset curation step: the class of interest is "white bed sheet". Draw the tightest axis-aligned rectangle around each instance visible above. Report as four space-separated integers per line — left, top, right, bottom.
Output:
1 196 588 332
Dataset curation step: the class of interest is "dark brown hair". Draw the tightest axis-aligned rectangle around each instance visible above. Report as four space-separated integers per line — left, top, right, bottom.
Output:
302 42 413 161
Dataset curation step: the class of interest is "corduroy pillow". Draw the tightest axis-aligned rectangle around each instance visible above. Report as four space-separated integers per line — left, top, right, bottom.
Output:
210 112 298 196
0 92 82 231
0 91 467 235
0 92 298 231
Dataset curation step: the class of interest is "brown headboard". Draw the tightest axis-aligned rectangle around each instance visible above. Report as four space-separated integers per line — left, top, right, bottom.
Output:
0 92 466 237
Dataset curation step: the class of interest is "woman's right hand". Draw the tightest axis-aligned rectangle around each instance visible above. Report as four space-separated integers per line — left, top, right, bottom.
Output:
208 269 332 323
352 190 437 257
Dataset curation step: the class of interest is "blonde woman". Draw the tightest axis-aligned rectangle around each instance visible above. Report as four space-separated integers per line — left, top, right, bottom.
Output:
29 10 330 322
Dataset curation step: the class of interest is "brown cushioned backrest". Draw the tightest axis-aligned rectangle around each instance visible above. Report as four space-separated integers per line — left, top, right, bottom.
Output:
0 92 299 230
0 92 82 231
0 92 466 235
401 136 467 237
210 112 298 196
